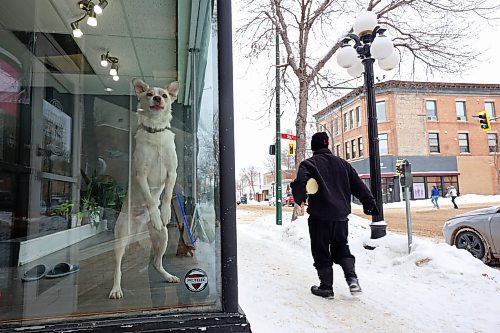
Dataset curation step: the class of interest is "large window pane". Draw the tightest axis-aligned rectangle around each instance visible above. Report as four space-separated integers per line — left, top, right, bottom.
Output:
485 101 496 121
376 101 386 122
0 0 220 323
429 133 440 153
458 133 470 153
379 133 388 155
426 100 437 120
455 101 466 121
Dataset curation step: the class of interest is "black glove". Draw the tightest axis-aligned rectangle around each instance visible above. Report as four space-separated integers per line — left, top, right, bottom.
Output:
363 202 379 216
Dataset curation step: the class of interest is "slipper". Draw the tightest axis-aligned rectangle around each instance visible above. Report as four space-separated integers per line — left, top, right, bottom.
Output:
22 264 49 282
45 262 80 279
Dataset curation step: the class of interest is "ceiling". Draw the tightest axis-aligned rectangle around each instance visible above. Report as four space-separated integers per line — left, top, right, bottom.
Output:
0 0 180 96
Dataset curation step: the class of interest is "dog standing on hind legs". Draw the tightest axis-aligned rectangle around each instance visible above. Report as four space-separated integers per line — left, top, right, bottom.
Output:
109 78 180 299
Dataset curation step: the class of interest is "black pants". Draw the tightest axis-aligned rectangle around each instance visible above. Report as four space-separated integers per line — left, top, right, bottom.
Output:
308 217 356 279
451 196 458 208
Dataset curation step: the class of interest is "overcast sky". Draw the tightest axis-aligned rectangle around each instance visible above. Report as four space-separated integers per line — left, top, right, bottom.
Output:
232 6 500 176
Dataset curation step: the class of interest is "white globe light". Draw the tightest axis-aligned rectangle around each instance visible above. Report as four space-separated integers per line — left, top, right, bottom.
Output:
378 50 400 71
337 46 358 68
347 59 364 77
353 11 377 36
370 35 393 60
113 75 119 81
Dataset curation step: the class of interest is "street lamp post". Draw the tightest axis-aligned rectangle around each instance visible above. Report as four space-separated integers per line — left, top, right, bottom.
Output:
337 11 400 239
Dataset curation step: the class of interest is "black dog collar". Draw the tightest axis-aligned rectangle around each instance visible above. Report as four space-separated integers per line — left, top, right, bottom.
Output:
139 124 169 133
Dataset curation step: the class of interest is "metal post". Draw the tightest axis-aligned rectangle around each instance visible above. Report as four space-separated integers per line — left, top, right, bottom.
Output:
275 29 282 225
404 186 413 254
362 57 387 239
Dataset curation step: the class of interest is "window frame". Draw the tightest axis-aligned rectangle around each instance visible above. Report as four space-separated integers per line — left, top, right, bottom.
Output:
351 139 357 159
458 133 470 153
379 133 388 155
345 141 350 160
455 101 467 121
376 100 386 122
426 100 438 120
358 137 363 157
355 106 361 127
429 132 440 153
485 101 496 122
488 133 498 153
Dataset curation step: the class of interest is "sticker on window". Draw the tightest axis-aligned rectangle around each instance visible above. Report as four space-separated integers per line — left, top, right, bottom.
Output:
184 269 208 292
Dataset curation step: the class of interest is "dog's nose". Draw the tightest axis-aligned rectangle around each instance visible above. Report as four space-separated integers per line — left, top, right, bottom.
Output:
153 96 162 103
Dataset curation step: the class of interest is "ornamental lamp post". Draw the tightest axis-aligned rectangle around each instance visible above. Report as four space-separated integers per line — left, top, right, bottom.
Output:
337 11 400 239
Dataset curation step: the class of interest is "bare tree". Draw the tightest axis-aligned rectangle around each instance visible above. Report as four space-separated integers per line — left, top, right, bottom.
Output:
240 166 260 199
237 0 499 167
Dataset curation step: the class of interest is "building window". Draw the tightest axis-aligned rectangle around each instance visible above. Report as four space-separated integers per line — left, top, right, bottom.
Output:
426 100 437 120
429 133 440 153
376 101 386 122
355 106 361 127
351 139 357 159
485 101 496 121
349 109 354 129
335 118 339 135
488 133 498 153
358 137 363 157
379 133 388 155
336 144 341 157
343 113 348 131
458 133 470 153
345 141 350 160
455 101 466 121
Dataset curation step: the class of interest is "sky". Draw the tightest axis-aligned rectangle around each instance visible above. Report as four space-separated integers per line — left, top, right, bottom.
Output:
231 6 500 175
237 194 500 332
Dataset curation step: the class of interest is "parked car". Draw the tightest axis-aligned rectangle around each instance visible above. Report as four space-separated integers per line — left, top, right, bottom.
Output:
239 196 247 204
282 193 294 207
442 206 500 263
268 196 276 206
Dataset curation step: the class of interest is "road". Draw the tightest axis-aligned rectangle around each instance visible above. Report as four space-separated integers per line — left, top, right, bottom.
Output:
236 202 494 241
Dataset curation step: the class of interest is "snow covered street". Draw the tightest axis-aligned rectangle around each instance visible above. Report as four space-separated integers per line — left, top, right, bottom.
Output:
237 196 500 333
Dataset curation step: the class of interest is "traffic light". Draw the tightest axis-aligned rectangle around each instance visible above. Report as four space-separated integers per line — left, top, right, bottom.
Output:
269 144 275 155
287 141 296 156
478 111 491 132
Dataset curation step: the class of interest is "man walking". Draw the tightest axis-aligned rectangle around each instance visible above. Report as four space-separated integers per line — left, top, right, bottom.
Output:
290 132 378 299
447 186 459 209
430 185 440 209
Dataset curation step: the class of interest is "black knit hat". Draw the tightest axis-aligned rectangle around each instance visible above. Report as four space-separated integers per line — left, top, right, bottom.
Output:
311 132 329 151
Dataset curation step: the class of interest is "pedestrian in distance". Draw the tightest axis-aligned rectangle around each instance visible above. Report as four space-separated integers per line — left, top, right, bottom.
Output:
290 132 379 299
430 185 440 209
446 185 459 209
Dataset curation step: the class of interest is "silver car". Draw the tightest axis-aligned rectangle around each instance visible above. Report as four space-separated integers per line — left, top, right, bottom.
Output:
443 206 500 263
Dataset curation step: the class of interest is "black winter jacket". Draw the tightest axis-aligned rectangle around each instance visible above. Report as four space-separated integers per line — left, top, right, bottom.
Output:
290 148 376 220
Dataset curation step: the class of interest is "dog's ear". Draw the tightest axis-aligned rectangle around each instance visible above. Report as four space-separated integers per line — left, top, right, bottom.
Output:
166 81 180 101
132 78 149 97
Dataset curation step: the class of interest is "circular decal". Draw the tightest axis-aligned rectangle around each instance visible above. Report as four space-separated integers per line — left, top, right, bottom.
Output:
184 269 208 292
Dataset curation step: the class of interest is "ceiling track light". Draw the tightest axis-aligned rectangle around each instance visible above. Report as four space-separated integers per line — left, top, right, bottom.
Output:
100 52 120 81
69 0 108 37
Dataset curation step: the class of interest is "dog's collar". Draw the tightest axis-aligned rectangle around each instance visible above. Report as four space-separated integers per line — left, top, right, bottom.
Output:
139 124 169 133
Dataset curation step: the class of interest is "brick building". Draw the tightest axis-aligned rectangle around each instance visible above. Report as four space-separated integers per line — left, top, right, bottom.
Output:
313 80 500 202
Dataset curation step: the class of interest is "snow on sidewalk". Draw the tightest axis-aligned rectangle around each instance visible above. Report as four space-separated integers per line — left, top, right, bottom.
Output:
237 207 500 333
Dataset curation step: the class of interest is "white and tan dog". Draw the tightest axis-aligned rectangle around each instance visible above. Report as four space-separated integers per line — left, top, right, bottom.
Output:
109 78 180 299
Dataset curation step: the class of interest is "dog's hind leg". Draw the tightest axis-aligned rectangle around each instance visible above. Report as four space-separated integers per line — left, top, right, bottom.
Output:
149 225 180 283
109 235 127 299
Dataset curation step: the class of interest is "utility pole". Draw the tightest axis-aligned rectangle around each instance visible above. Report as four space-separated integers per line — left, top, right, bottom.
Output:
275 28 282 226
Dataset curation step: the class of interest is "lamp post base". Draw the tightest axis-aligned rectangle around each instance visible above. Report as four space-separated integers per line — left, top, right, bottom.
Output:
369 221 387 239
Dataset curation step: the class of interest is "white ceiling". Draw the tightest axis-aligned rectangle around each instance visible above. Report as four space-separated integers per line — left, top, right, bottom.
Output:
0 0 178 95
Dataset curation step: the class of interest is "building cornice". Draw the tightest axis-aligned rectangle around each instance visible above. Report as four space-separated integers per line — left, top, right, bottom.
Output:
314 80 500 121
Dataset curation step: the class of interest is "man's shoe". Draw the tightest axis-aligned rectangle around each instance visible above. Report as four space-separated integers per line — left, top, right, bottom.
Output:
310 285 334 299
347 277 362 295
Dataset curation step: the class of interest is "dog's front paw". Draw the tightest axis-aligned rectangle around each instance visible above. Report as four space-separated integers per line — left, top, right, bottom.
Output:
109 286 124 299
149 208 163 230
166 274 180 283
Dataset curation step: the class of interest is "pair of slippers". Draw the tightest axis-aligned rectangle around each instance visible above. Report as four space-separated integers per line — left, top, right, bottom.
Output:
22 263 79 282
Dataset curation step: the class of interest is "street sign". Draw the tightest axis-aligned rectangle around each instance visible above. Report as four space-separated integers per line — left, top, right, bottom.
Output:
281 133 296 140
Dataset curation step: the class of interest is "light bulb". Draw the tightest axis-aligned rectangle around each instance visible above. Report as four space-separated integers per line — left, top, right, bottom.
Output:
371 35 393 60
71 22 83 38
100 54 108 67
353 11 377 36
87 11 97 27
113 75 119 81
337 45 358 69
94 5 103 15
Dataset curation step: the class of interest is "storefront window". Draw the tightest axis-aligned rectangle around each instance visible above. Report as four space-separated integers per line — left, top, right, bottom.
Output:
0 0 220 324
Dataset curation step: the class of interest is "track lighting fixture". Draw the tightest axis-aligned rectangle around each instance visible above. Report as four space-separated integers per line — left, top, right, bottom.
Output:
100 52 120 82
69 0 109 37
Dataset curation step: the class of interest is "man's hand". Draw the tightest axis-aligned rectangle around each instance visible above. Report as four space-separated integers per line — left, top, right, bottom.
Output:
363 202 379 216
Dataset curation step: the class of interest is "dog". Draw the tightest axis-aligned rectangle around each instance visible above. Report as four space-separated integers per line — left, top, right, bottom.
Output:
109 78 180 299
